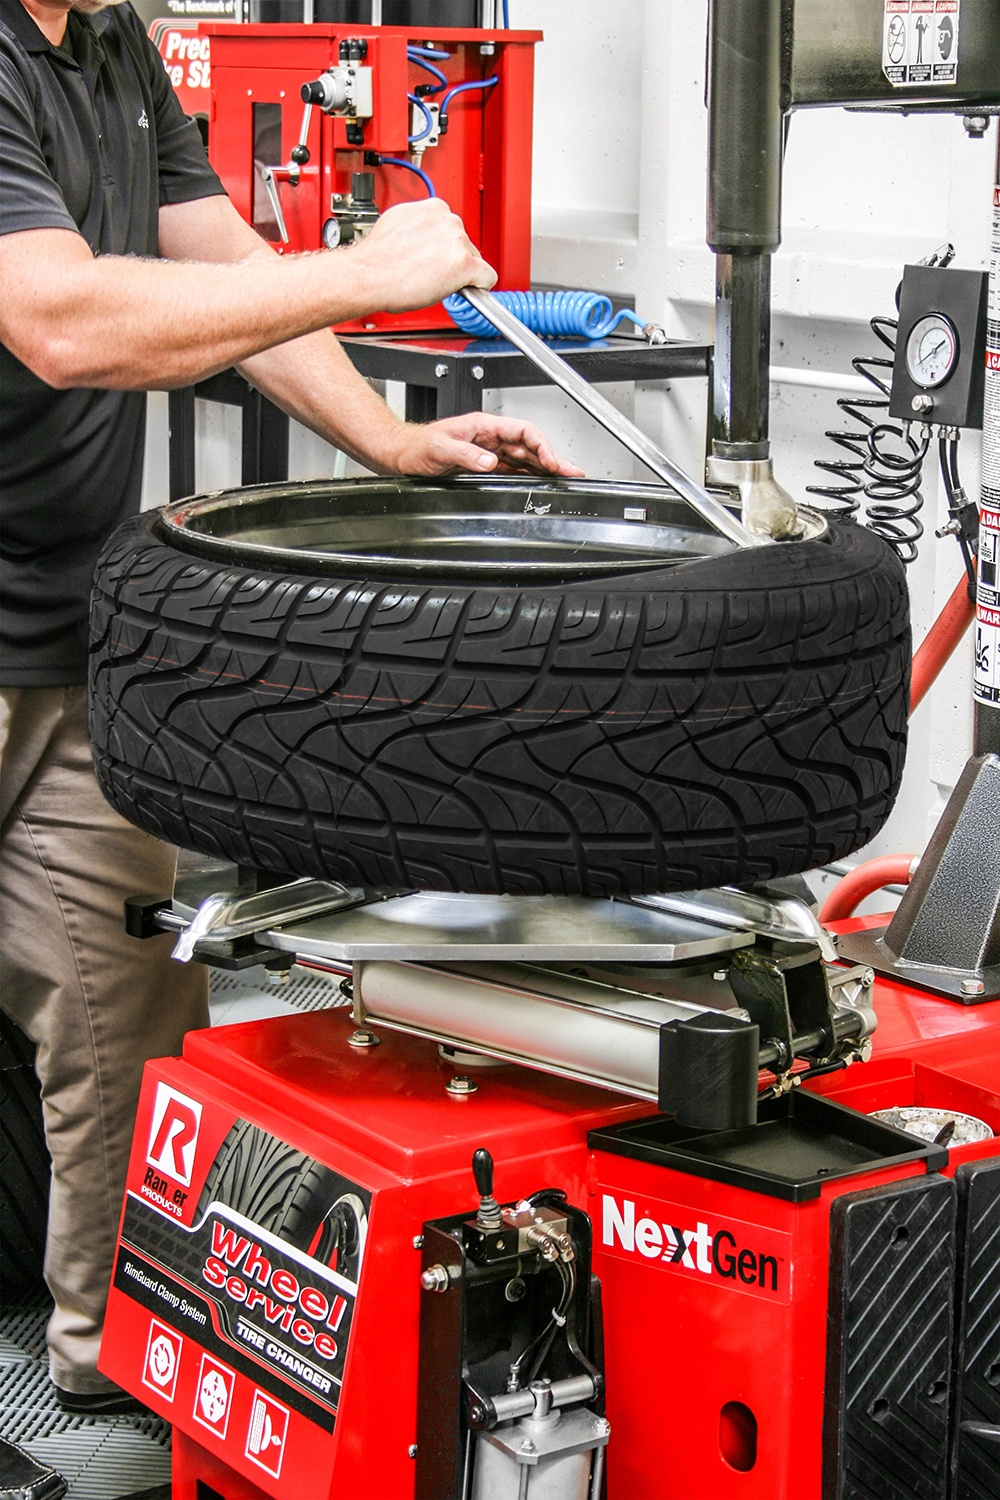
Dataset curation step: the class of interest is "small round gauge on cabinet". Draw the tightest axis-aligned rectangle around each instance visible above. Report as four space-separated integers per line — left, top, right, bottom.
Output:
322 217 355 249
905 313 958 388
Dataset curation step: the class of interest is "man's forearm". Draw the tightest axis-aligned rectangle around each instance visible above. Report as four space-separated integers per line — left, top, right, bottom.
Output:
237 329 409 474
0 232 382 391
0 194 491 394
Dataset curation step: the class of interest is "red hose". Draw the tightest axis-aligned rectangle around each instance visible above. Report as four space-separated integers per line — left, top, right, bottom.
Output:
819 854 914 924
910 574 975 715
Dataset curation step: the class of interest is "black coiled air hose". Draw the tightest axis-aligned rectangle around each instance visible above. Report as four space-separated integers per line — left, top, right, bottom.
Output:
807 314 927 565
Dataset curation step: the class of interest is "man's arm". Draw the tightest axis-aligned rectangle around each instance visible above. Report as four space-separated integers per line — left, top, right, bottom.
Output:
0 193 581 477
158 196 578 476
0 196 488 391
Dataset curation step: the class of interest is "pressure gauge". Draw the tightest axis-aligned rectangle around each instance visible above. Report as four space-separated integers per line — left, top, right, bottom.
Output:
905 313 958 389
322 216 354 249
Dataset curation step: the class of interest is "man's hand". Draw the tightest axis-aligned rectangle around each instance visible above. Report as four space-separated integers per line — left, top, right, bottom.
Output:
384 413 585 479
352 200 497 313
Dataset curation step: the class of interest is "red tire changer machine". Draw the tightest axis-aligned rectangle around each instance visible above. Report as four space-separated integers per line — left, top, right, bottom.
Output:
201 12 538 336
100 4 1000 1497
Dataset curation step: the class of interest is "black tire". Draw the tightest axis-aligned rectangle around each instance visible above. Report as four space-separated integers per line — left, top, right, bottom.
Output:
0 1012 50 1301
89 507 909 897
197 1120 337 1255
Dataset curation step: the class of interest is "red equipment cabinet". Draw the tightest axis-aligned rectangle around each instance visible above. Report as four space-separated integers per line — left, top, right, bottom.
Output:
203 24 540 335
99 944 1000 1499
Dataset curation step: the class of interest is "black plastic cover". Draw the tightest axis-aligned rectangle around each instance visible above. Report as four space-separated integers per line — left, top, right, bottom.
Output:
658 1011 759 1130
589 1091 947 1203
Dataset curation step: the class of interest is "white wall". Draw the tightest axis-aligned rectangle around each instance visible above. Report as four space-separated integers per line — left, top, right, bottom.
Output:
144 0 996 886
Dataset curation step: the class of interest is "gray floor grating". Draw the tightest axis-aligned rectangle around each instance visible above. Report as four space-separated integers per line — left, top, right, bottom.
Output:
2 965 342 1496
23 1429 171 1500
208 962 348 1027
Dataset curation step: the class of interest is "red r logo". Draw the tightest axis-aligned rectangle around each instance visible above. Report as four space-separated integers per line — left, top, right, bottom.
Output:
146 1084 203 1187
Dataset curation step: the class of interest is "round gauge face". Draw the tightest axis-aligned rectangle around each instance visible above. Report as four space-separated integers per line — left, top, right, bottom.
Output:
322 217 343 250
905 313 957 388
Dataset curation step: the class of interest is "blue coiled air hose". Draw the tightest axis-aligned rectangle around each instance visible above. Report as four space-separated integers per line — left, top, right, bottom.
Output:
443 289 648 340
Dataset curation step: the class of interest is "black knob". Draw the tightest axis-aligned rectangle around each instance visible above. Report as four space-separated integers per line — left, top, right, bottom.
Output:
291 144 311 165
472 1148 493 1200
301 79 326 104
351 171 375 208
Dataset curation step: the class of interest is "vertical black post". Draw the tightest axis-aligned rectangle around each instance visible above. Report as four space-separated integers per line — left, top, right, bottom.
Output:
241 386 290 486
168 388 197 501
712 254 771 456
706 0 784 461
405 385 441 423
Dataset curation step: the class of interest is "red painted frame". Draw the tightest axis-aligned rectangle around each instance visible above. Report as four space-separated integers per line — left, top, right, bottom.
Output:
203 25 540 335
100 916 999 1498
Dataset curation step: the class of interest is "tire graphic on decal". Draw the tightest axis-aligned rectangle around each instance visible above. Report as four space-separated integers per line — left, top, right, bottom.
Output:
195 1120 369 1275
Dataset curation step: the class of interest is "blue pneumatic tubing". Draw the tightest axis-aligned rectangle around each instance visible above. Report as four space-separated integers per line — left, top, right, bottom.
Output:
444 289 647 340
502 0 510 25
439 75 499 120
407 51 448 92
377 157 437 198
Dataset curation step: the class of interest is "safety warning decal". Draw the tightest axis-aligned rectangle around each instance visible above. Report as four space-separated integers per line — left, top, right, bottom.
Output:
975 509 1000 705
883 0 959 87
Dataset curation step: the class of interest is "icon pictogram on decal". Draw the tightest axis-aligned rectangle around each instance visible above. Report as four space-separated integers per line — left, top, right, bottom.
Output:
142 1319 182 1402
245 1389 289 1478
194 1353 235 1439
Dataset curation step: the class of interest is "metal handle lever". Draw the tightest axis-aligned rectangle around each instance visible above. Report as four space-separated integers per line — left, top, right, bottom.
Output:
458 286 761 549
261 167 289 246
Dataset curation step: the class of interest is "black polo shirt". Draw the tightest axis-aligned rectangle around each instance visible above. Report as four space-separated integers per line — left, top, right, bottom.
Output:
0 0 225 686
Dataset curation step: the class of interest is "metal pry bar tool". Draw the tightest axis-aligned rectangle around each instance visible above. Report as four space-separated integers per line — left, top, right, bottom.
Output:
459 285 762 549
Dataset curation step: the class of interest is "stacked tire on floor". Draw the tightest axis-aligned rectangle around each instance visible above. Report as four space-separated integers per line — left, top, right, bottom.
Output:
88 479 910 898
0 1013 50 1299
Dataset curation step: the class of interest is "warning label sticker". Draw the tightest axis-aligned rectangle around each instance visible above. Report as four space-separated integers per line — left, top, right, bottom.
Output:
883 0 959 87
976 515 1000 705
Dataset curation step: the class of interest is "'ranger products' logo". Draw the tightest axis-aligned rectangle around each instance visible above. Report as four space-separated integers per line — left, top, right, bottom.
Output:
599 1192 791 1303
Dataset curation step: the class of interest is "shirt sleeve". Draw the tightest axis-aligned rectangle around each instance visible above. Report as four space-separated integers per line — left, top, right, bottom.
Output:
0 46 81 239
122 6 226 208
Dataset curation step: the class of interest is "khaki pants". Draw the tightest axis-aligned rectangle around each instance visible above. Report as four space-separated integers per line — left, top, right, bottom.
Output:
0 686 208 1393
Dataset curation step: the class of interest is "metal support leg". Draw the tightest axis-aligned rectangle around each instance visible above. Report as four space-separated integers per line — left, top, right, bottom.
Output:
168 387 197 501
405 385 440 423
241 387 290 486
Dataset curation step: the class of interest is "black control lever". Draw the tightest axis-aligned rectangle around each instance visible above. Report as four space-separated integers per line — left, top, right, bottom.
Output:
472 1148 501 1230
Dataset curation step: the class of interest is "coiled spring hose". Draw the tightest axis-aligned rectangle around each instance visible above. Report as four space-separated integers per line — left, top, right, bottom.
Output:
806 314 926 565
444 289 648 341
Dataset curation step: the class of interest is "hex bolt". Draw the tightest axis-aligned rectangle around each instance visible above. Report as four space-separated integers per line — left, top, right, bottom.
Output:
446 1075 478 1096
911 393 934 415
471 365 485 381
420 1264 451 1293
960 978 985 996
412 1234 424 1250
519 1439 536 1453
347 1027 380 1049
435 363 449 379
963 112 989 138
408 1444 418 1458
